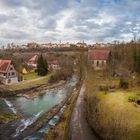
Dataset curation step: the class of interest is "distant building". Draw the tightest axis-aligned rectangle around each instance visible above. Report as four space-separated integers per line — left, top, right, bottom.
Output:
88 49 110 70
27 43 38 48
27 55 38 67
0 60 18 84
48 60 60 71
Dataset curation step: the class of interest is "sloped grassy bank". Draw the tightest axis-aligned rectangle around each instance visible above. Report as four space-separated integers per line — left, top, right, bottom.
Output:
0 80 66 98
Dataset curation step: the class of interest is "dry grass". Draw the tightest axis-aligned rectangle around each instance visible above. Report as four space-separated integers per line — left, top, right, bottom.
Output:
85 70 140 140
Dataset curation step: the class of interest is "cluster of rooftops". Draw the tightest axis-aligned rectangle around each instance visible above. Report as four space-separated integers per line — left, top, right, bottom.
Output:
0 49 110 84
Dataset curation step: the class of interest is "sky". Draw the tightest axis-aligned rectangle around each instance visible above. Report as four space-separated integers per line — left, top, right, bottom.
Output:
0 0 140 45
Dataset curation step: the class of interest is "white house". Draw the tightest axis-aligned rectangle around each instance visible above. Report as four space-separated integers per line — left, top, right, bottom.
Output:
48 60 60 71
0 60 18 84
88 49 110 70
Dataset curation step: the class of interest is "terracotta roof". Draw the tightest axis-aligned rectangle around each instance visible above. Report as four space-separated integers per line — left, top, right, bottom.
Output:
89 50 110 60
0 60 12 73
28 55 38 64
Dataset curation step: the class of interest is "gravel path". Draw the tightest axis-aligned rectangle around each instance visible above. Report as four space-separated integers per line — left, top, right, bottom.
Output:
69 84 98 140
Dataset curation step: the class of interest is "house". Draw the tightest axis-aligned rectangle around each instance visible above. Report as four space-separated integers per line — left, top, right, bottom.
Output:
48 60 60 71
88 49 110 70
22 67 28 74
27 55 38 67
0 60 18 84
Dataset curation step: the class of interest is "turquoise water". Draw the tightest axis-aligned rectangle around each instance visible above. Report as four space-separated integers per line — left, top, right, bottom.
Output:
10 86 72 116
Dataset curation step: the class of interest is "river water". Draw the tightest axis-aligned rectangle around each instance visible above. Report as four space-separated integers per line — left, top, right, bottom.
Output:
0 75 77 140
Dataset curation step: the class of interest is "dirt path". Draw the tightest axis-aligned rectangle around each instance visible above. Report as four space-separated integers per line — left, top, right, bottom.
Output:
12 76 47 86
69 84 98 140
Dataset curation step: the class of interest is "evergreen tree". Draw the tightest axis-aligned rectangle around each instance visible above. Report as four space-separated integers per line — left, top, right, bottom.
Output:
37 54 48 76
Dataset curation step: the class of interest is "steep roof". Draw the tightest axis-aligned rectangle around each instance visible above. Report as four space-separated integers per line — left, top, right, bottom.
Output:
0 60 12 73
89 50 110 60
28 55 38 64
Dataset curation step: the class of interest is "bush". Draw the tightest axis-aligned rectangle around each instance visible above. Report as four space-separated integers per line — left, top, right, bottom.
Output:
128 96 137 102
99 85 109 91
119 78 129 89
49 70 72 83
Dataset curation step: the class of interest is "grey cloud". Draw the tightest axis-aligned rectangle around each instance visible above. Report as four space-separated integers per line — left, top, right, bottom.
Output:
0 0 140 44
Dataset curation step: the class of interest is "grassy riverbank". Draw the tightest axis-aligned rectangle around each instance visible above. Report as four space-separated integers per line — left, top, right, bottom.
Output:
0 112 20 124
10 73 52 91
45 91 79 140
85 70 140 140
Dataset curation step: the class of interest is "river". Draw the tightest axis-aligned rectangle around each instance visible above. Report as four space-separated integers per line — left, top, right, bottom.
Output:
0 75 77 140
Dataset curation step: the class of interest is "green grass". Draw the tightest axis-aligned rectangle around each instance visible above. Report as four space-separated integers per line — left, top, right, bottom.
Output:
0 111 19 124
10 74 52 91
24 72 40 80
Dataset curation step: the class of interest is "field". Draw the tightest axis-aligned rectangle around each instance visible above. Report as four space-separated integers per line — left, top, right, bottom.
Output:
23 72 40 80
10 73 52 91
98 88 140 140
86 70 140 140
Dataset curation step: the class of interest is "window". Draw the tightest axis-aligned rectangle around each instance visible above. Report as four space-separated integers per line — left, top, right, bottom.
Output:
10 67 13 70
97 61 99 67
8 73 10 76
12 72 15 76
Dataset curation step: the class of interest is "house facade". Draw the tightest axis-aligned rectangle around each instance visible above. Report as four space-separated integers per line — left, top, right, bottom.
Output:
48 60 60 71
27 55 38 67
88 49 110 70
0 60 18 84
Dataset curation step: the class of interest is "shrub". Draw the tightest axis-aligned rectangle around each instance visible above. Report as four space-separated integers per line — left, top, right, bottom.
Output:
128 96 137 102
99 85 109 91
119 78 129 89
49 69 72 83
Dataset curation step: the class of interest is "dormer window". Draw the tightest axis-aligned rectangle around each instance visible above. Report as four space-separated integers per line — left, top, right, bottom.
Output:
10 67 13 70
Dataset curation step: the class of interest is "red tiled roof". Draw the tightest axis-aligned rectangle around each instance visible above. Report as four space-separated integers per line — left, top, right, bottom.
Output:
0 60 12 73
89 50 110 60
28 55 38 64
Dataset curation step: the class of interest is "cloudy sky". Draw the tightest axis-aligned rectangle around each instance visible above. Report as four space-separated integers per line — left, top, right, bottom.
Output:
0 0 140 45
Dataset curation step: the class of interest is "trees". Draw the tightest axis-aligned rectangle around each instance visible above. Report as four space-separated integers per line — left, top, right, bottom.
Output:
37 54 48 76
133 45 140 73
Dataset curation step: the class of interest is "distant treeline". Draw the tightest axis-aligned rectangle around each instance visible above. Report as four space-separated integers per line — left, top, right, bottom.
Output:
4 45 87 53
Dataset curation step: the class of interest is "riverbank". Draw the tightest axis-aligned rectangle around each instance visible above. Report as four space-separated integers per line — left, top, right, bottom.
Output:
0 80 66 99
45 91 78 140
16 80 66 99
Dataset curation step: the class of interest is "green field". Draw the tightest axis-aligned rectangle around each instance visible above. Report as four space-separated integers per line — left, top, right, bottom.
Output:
10 73 52 91
24 72 40 80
